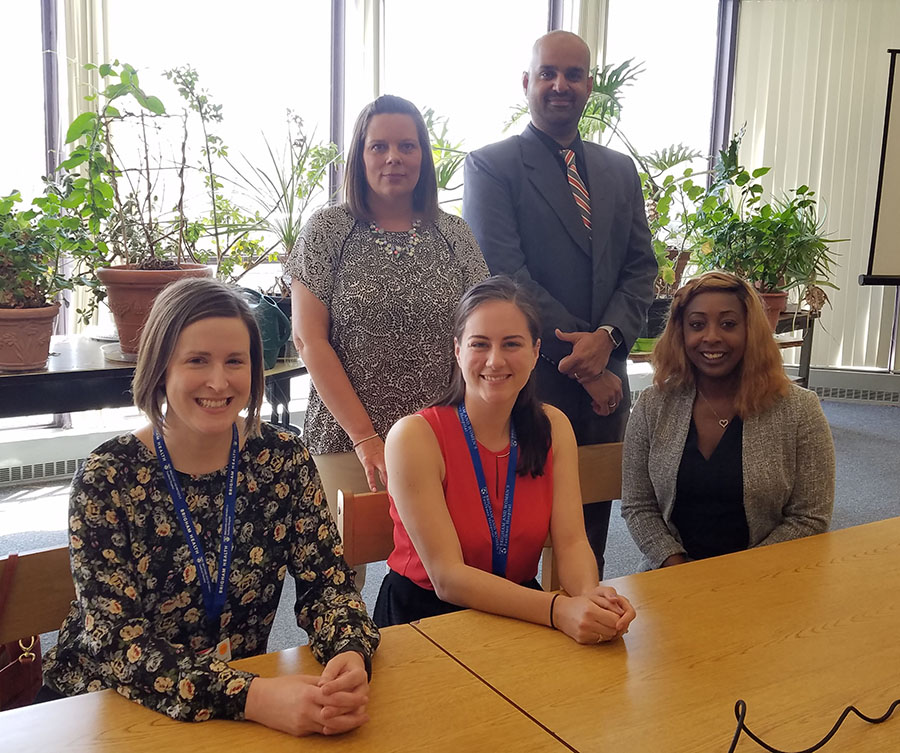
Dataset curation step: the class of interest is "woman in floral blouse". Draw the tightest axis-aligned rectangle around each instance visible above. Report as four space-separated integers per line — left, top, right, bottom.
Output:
41 278 380 737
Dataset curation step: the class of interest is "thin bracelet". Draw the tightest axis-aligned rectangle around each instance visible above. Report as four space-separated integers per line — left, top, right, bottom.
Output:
549 593 560 629
352 433 380 449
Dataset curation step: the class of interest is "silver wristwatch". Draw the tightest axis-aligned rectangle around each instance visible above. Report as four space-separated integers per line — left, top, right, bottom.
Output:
598 325 622 348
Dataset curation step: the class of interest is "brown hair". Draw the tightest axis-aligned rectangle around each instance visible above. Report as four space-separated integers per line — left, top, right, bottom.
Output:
434 276 551 477
132 277 265 436
343 94 438 223
651 271 791 417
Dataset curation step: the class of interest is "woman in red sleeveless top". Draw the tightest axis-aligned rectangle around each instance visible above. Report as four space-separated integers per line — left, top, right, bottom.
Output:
373 277 635 644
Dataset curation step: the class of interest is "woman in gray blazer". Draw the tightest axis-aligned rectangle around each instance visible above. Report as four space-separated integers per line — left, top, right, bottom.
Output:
621 272 835 570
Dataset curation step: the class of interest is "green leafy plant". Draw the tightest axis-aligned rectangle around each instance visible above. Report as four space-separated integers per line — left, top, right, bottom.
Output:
0 179 95 310
165 65 266 279
61 62 273 281
636 144 706 296
691 140 844 306
577 59 645 143
61 61 170 271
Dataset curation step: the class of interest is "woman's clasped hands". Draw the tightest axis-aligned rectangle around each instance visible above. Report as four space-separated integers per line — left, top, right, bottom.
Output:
553 585 635 644
244 651 370 737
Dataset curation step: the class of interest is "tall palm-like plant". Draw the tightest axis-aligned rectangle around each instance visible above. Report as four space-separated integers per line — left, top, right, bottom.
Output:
577 59 645 143
228 111 340 287
423 107 467 196
504 58 645 141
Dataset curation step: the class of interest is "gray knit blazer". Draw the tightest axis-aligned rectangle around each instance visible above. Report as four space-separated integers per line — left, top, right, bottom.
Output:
621 383 835 570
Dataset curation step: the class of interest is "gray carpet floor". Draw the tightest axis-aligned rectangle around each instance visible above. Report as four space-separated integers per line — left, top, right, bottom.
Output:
2 399 897 653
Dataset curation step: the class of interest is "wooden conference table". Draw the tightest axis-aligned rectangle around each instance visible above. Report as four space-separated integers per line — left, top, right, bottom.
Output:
416 516 900 752
2 624 568 753
0 335 306 427
3 518 899 751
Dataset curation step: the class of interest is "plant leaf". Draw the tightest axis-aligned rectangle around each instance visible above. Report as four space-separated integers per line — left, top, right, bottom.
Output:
144 95 165 115
64 112 98 144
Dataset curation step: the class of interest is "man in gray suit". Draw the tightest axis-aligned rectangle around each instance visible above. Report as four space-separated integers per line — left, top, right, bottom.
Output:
463 30 655 577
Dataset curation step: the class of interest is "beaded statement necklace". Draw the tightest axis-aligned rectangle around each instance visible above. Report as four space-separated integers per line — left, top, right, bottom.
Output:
369 219 423 258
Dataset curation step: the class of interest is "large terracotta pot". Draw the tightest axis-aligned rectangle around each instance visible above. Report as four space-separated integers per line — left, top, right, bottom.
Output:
759 290 788 332
97 264 213 353
0 302 60 372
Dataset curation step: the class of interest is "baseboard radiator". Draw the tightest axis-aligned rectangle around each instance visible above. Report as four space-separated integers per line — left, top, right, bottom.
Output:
812 386 900 404
631 387 900 406
0 458 86 487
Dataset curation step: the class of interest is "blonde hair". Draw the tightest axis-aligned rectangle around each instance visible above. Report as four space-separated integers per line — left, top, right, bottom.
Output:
132 278 265 436
651 271 790 417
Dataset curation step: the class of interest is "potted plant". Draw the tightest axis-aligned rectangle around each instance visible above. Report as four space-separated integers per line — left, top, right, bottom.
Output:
0 184 93 371
634 144 708 339
60 62 269 353
63 63 336 354
562 64 842 338
690 139 844 329
229 110 341 300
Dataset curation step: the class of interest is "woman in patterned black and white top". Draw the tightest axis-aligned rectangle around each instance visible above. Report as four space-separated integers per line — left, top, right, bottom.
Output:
285 95 488 554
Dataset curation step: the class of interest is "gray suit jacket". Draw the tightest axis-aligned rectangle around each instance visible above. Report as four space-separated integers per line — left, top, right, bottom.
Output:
463 127 656 441
621 384 836 570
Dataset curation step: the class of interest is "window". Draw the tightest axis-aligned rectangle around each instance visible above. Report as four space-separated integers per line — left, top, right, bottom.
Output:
107 1 331 155
0 4 55 202
604 0 719 168
382 0 548 204
105 1 333 291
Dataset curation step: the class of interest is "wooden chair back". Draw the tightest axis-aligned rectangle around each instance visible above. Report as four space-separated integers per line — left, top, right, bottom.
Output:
541 442 624 591
334 441 624 588
336 489 394 568
0 546 74 644
576 442 624 504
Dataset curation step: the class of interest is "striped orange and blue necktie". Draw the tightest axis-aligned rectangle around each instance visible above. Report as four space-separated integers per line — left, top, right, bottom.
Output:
560 148 591 231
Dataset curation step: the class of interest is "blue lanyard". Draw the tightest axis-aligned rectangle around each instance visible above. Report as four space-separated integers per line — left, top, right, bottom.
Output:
153 424 239 627
456 403 518 577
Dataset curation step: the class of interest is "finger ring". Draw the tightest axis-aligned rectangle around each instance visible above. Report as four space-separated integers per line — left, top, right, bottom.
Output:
607 401 617 409
574 371 580 380
596 635 604 644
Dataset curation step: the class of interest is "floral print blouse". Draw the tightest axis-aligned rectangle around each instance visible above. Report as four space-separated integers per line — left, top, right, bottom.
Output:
42 423 380 722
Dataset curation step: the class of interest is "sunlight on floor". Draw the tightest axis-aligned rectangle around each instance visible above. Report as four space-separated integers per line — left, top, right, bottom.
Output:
0 483 70 536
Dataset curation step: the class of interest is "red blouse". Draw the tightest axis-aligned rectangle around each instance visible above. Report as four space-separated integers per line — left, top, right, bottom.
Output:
387 405 554 590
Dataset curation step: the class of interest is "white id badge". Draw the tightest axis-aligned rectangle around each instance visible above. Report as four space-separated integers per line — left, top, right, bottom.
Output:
215 637 232 662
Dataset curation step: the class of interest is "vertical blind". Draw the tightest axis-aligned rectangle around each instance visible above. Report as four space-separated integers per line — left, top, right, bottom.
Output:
731 0 900 370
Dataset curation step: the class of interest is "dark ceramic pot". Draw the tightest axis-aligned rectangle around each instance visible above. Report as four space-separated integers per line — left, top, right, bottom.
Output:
641 297 673 339
241 289 292 369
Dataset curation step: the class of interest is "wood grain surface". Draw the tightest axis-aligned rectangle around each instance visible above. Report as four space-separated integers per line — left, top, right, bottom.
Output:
0 623 568 752
414 518 900 752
